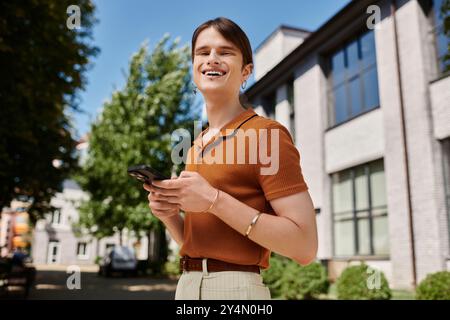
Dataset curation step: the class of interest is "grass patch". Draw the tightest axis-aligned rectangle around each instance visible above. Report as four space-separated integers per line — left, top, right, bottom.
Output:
391 289 415 300
322 283 414 300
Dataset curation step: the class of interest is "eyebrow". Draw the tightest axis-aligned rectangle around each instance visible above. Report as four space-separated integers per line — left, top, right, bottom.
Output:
195 45 237 52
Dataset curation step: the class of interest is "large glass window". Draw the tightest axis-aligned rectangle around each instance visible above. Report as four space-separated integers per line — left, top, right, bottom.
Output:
263 92 276 119
431 0 450 74
328 30 380 126
442 139 450 251
332 159 389 257
287 79 296 143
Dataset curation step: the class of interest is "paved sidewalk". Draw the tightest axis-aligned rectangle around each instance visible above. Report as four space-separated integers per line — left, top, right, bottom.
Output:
24 266 178 300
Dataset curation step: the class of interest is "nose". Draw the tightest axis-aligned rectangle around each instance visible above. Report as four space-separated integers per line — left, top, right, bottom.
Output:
207 50 220 65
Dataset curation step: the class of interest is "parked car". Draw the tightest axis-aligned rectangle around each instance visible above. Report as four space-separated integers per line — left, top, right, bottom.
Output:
98 246 137 277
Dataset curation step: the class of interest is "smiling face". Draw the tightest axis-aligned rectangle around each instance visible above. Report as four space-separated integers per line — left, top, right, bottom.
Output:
192 27 252 98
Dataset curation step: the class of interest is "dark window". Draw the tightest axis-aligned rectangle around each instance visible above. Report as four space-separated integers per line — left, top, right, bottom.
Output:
332 159 389 257
442 138 450 251
262 92 276 119
50 209 61 225
287 79 296 143
77 242 88 257
328 30 380 126
431 0 450 74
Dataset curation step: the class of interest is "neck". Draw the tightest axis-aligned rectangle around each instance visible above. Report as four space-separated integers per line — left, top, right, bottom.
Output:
204 94 245 130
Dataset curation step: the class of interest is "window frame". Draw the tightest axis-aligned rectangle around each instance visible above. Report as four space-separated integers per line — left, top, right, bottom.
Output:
49 209 62 226
287 77 296 143
331 159 389 259
262 91 276 119
76 242 89 260
429 0 450 75
327 29 380 129
441 138 450 254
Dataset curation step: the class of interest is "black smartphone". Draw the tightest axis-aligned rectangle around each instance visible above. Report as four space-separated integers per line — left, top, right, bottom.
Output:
127 165 169 184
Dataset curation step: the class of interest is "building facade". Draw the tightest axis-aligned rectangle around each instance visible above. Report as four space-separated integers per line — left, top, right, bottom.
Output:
0 201 32 257
31 179 152 265
246 0 449 289
30 138 176 266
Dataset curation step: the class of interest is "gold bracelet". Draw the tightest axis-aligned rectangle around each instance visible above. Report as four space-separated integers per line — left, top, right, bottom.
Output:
245 212 263 237
203 188 219 213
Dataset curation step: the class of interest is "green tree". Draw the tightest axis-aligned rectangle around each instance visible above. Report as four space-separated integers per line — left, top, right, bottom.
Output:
76 35 198 269
0 1 99 222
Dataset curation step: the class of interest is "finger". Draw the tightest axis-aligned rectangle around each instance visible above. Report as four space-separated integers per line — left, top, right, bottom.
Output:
150 201 180 211
152 178 182 189
143 183 152 192
154 206 180 212
152 209 179 218
151 209 180 218
149 193 180 204
150 185 180 196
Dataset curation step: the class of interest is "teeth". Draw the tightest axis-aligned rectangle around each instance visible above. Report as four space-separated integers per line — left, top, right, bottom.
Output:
205 71 224 76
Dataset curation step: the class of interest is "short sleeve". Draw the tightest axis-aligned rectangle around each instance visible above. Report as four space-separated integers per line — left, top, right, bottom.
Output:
254 123 308 201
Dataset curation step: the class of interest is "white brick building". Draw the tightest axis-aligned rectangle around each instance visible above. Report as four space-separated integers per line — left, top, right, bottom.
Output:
246 0 449 289
31 179 151 265
31 139 160 266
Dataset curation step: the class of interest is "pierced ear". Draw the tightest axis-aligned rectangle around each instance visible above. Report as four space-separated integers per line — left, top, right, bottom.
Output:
242 63 253 77
246 63 253 76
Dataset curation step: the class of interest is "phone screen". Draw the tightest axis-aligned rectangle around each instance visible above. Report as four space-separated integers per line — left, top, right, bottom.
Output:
127 165 169 183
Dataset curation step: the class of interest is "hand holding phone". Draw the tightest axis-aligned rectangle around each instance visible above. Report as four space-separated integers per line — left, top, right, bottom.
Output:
131 165 180 220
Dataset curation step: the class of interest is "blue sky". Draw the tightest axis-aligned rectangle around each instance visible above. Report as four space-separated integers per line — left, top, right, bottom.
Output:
74 0 350 139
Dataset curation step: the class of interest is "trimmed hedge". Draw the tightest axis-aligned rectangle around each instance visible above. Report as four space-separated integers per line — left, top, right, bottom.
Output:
336 263 391 300
416 271 450 300
262 254 329 299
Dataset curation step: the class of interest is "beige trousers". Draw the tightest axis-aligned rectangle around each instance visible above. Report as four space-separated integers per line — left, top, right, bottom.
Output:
175 258 271 300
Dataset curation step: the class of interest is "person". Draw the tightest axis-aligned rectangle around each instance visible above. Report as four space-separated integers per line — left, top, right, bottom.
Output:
143 17 318 300
11 248 28 267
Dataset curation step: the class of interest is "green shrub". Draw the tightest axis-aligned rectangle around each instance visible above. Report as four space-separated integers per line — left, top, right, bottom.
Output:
281 260 329 299
262 254 329 299
416 271 450 300
261 254 289 298
336 263 391 300
163 254 181 276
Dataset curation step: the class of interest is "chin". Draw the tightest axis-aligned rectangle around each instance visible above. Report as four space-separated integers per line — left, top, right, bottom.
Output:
199 84 228 95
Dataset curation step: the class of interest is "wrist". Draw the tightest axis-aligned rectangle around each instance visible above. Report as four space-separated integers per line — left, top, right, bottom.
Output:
204 187 220 214
208 188 222 215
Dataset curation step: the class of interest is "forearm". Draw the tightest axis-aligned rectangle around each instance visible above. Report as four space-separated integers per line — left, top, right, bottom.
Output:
209 191 316 264
160 213 184 247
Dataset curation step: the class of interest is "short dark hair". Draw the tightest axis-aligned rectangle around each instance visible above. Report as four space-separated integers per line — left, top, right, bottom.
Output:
191 17 253 70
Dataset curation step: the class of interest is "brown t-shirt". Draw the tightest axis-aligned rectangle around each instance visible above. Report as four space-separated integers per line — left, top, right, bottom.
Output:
179 107 309 269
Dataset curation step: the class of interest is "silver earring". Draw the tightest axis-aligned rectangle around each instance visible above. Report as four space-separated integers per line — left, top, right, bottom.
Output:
241 80 247 90
193 83 197 95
